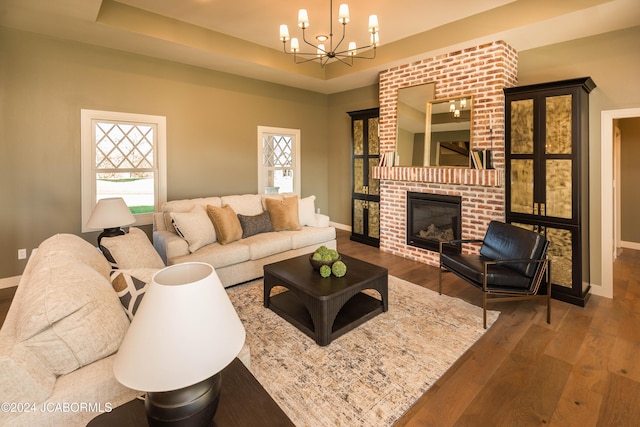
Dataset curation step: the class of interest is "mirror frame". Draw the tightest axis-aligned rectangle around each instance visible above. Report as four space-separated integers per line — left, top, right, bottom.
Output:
425 95 474 167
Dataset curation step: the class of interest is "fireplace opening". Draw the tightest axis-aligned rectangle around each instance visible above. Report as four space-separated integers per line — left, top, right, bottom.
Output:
407 192 462 253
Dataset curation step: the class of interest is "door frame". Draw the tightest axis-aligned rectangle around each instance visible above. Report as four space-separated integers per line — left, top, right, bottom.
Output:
598 107 640 299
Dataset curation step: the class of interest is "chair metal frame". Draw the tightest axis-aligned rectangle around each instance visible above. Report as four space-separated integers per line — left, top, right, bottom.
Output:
438 239 551 329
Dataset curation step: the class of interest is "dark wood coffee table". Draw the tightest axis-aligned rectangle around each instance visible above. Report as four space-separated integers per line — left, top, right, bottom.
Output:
263 253 388 346
86 358 294 427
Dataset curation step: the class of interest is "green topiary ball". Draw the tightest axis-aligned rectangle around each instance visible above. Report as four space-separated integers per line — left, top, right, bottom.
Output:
319 264 332 278
331 260 347 277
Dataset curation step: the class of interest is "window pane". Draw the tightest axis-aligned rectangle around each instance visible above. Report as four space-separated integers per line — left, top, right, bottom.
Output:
96 172 155 214
262 169 293 194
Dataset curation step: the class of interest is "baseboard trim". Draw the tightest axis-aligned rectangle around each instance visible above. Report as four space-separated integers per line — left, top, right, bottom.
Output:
621 241 640 251
330 222 351 232
0 276 20 290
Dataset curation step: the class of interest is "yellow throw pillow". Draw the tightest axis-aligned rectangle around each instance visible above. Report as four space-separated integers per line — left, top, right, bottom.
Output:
206 204 243 244
265 195 301 231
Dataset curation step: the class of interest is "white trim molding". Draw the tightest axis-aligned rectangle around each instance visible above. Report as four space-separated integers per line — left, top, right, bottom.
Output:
598 107 640 299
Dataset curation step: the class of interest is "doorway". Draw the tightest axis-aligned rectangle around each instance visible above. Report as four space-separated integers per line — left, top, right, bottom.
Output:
599 108 640 299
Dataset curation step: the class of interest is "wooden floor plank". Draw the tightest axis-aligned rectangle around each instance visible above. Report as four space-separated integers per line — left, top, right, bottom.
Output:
597 373 640 426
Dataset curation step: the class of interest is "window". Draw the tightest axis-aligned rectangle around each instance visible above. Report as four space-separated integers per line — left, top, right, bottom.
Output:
257 126 300 196
81 110 166 232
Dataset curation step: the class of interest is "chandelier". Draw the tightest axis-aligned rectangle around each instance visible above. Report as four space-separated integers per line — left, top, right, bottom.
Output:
279 1 379 67
450 98 467 118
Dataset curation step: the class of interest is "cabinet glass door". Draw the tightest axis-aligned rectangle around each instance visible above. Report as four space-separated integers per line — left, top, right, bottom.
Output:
350 109 380 246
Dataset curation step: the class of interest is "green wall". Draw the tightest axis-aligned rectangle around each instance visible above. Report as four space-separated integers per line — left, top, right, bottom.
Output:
0 27 332 278
327 85 380 227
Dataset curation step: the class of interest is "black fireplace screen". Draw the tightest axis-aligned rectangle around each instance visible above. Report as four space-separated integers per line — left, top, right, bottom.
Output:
407 192 462 253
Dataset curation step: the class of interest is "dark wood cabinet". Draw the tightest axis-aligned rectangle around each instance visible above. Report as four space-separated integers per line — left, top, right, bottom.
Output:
504 77 596 306
348 108 380 247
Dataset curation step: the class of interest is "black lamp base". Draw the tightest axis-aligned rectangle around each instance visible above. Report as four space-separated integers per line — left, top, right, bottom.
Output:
145 374 221 427
97 228 125 264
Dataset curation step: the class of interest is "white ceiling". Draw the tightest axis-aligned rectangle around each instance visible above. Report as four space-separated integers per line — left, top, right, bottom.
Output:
1 0 638 93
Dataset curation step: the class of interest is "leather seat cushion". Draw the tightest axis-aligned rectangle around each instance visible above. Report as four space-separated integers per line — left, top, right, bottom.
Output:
441 253 533 290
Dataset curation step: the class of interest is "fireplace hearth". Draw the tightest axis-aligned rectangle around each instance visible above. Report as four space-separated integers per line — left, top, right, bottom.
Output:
407 192 462 253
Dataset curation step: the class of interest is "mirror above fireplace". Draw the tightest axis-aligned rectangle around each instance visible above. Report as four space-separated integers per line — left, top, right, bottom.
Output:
396 83 473 167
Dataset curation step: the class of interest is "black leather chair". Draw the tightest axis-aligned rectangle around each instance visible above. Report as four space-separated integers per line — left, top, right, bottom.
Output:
438 221 550 328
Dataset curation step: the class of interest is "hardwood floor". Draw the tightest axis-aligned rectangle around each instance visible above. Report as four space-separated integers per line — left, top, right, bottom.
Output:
336 230 640 426
1 231 639 426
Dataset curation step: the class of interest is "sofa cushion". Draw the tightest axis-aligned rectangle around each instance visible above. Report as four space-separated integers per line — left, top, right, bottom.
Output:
265 195 301 231
221 194 264 216
207 205 243 245
101 227 165 269
169 241 251 269
242 232 292 260
238 211 274 239
37 233 113 280
170 206 217 252
16 251 130 376
162 197 222 232
0 344 56 417
298 195 317 226
288 226 337 250
110 268 158 320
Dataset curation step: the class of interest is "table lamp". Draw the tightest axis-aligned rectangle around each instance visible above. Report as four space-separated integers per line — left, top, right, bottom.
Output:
86 197 136 246
113 262 246 426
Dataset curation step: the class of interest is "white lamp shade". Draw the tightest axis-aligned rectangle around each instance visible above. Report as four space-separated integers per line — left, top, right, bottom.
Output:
113 262 246 392
86 197 135 230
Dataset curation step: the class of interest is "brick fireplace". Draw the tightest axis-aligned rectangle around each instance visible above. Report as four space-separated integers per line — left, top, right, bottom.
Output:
372 41 518 266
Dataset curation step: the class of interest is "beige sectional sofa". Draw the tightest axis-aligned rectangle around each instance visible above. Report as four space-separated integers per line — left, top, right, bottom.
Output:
0 231 254 426
0 234 141 427
153 193 337 287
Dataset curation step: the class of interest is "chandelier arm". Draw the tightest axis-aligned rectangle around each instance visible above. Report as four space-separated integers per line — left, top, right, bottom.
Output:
335 49 376 61
334 42 376 56
330 23 348 56
300 27 324 52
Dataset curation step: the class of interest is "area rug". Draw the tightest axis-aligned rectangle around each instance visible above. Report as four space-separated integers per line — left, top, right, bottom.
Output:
226 275 499 427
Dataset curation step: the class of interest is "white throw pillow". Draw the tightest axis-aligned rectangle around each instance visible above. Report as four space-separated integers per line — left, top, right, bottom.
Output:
101 227 165 269
170 206 217 252
298 195 317 226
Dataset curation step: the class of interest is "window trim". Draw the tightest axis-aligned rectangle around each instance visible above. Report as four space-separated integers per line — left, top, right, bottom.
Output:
81 109 167 233
257 126 301 196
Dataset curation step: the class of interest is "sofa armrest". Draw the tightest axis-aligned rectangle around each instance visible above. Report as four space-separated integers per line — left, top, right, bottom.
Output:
153 231 189 264
313 213 330 227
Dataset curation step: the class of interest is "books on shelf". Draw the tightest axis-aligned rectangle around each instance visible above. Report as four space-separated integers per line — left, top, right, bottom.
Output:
471 150 484 169
379 152 396 167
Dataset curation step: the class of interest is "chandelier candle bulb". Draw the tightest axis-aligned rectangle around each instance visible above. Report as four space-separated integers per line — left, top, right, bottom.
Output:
291 38 299 52
338 4 350 24
279 25 289 41
368 15 379 32
317 44 325 57
298 9 309 28
348 41 356 55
